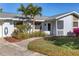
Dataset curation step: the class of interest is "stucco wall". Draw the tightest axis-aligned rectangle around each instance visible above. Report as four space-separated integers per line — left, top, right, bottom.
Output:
58 15 73 36
0 21 14 37
0 26 2 37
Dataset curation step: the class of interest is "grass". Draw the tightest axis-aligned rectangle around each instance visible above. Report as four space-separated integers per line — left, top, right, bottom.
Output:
44 36 79 49
28 39 79 56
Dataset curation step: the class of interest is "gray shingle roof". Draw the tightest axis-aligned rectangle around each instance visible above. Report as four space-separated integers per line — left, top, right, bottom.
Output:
34 16 49 20
0 12 18 18
0 12 26 19
47 12 71 20
0 11 79 21
47 11 79 21
0 12 48 20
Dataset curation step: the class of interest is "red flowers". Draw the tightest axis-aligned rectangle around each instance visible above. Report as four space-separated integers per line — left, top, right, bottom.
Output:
73 28 79 36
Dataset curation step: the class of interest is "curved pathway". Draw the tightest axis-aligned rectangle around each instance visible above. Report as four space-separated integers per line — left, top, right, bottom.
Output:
0 37 45 56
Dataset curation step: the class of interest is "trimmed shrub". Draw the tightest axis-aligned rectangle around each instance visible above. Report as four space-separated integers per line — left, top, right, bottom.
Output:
12 23 46 40
12 30 46 40
11 24 31 40
12 30 29 40
15 32 29 39
30 31 46 37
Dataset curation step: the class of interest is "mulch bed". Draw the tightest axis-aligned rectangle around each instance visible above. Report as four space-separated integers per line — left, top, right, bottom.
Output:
4 37 22 43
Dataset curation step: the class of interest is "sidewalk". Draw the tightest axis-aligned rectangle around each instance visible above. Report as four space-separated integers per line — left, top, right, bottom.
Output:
0 37 45 56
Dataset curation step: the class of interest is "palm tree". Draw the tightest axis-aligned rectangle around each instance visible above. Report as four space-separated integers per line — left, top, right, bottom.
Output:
18 4 27 17
18 4 31 37
18 3 42 32
26 4 42 31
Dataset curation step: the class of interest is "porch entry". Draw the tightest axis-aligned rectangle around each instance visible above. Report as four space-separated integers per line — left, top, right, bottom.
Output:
51 21 64 36
48 23 51 31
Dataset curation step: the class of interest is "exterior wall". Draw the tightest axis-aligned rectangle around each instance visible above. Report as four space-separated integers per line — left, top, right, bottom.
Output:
58 15 73 36
2 22 14 37
78 19 79 27
0 25 2 37
0 21 14 37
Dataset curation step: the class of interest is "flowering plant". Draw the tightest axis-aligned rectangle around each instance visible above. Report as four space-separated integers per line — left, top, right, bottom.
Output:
73 28 79 36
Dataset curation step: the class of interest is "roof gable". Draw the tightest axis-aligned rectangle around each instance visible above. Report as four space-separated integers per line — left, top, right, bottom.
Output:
47 11 79 21
56 11 79 19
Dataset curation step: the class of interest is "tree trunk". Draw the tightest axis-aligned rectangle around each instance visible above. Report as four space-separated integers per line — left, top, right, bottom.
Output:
32 18 35 33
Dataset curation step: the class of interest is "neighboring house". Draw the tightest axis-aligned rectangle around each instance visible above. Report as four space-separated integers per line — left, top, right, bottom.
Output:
0 11 79 37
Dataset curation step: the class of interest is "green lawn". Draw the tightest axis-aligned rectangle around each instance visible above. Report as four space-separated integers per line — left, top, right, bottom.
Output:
28 38 79 56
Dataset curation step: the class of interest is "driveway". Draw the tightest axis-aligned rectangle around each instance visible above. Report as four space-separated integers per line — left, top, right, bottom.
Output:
0 37 45 56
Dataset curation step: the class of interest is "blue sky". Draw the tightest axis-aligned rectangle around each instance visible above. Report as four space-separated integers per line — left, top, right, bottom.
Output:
1 3 79 16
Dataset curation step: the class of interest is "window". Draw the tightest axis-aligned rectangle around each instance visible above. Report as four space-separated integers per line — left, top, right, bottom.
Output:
35 22 41 29
58 31 63 36
14 21 23 27
48 23 51 31
35 22 41 25
73 22 78 27
57 21 63 29
16 21 23 25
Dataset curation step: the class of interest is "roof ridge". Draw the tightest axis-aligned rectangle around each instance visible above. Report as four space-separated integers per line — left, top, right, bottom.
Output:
0 12 19 15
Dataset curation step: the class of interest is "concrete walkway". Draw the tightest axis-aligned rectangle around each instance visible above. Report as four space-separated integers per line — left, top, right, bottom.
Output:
0 37 45 56
15 37 43 49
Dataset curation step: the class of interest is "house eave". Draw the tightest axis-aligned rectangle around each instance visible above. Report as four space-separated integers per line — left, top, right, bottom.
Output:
56 11 79 19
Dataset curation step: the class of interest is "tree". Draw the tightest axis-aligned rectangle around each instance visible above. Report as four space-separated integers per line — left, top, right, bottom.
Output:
26 3 42 31
18 4 31 32
18 4 26 16
18 3 42 32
